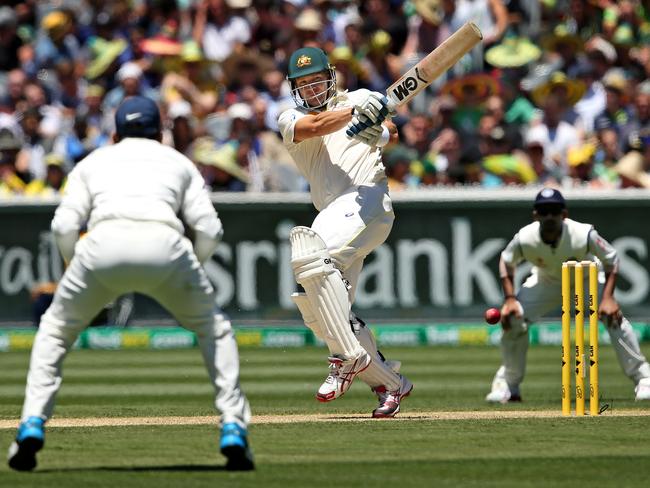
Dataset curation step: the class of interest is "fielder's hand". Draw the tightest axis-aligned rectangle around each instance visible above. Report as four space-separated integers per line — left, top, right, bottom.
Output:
599 296 622 328
500 297 523 330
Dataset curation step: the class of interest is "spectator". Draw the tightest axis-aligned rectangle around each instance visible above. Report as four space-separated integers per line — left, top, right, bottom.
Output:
0 69 28 113
24 152 67 197
0 127 27 195
102 62 158 119
161 41 219 119
596 68 634 148
615 129 650 188
193 0 251 63
523 128 560 186
34 10 80 71
0 6 25 72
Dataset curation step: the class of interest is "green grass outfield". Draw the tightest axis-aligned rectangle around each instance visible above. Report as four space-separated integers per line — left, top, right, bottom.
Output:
1 345 649 487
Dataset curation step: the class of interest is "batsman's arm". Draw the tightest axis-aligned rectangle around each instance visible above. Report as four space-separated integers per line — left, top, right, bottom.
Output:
293 108 355 143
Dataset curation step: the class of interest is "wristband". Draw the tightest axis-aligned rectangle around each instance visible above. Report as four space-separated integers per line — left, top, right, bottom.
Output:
504 295 516 299
376 125 390 147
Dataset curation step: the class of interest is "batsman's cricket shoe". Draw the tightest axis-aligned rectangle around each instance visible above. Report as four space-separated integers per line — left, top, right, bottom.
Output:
635 377 650 401
220 422 254 471
371 374 413 418
316 353 371 402
7 416 45 471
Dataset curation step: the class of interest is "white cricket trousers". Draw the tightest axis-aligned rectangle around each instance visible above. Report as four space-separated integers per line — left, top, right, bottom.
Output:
21 220 251 428
311 181 394 300
498 270 650 389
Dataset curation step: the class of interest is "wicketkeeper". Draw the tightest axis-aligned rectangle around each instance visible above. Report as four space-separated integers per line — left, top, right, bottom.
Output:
486 188 650 403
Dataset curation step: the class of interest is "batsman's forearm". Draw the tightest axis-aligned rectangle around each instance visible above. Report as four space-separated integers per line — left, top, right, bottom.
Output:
294 108 354 141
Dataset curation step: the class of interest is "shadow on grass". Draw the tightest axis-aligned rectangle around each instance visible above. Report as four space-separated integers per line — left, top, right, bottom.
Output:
36 464 238 473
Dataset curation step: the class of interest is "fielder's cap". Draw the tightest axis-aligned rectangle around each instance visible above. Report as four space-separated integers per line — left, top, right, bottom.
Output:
534 187 566 208
115 96 161 139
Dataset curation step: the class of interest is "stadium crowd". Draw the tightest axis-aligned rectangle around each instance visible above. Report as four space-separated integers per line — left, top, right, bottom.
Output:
1 0 650 196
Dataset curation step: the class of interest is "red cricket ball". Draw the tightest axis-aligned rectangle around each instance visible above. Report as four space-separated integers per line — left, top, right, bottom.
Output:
484 307 501 325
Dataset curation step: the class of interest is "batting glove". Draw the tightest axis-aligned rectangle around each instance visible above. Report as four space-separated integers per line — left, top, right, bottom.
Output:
346 115 389 146
353 93 391 125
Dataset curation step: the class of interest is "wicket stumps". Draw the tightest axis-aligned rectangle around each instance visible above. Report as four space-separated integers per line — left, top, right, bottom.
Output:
561 260 599 416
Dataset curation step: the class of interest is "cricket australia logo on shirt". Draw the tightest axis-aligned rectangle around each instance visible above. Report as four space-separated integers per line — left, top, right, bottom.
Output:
296 55 312 68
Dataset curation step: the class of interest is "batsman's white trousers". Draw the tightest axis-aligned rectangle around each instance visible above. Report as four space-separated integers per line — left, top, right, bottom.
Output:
497 270 650 389
311 181 394 300
21 220 251 428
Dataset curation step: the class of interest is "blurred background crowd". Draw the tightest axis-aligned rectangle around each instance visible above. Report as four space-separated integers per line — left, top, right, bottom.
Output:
1 0 650 197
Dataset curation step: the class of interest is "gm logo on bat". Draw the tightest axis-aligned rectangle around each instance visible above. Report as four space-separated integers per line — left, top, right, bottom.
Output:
391 67 428 102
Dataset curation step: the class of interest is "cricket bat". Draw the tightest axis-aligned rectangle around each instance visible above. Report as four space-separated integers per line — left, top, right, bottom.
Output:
385 21 483 109
346 22 482 136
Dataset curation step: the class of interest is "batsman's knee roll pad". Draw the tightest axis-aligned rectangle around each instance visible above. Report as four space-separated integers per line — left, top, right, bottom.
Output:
289 226 363 359
290 226 335 283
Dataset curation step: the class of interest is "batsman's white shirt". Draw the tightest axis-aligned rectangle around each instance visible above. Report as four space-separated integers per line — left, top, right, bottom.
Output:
278 89 387 212
21 138 251 428
278 90 394 296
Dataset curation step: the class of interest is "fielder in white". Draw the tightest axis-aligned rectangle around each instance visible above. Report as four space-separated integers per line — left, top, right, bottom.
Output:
486 188 650 403
8 96 254 472
278 47 412 418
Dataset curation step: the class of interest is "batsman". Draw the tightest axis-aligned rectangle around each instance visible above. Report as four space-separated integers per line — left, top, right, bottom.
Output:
486 188 650 403
278 47 412 417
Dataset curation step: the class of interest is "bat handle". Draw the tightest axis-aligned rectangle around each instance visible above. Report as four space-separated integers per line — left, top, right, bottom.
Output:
383 97 397 115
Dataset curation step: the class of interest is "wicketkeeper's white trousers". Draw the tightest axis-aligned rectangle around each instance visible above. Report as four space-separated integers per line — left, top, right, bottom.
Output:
21 220 251 428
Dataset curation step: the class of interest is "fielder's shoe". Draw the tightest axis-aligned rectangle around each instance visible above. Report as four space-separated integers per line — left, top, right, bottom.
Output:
220 422 254 471
485 369 523 403
635 377 650 401
371 374 413 418
7 416 45 471
485 376 511 403
316 353 371 402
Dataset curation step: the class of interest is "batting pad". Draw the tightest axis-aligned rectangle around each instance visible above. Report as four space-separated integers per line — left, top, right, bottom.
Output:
290 226 364 359
291 292 323 340
359 356 401 390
